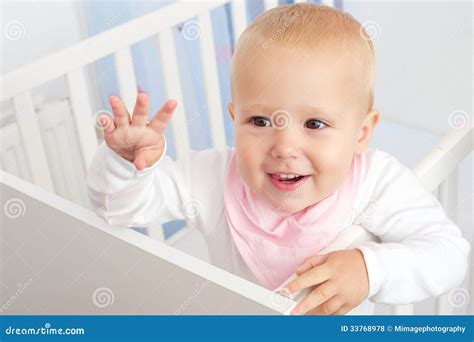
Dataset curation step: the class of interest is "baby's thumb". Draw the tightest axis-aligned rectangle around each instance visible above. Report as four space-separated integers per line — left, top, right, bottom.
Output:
133 149 162 171
295 254 327 275
133 153 148 171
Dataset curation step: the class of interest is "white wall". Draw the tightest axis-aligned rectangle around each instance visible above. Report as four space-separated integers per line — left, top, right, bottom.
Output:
1 0 86 103
344 0 472 136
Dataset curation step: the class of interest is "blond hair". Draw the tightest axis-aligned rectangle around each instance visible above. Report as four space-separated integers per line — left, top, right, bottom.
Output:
230 3 375 112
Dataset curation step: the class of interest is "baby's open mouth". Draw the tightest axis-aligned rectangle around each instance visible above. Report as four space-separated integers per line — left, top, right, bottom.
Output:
267 173 311 191
269 173 306 183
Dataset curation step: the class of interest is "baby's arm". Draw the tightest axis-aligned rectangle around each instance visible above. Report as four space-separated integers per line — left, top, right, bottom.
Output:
353 150 470 304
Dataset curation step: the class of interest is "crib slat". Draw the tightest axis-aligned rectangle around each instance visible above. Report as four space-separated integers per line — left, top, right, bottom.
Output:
67 68 99 170
114 47 138 114
392 304 414 315
231 0 247 46
436 170 459 315
153 27 192 242
264 0 279 10
156 28 190 159
197 11 227 149
12 93 54 192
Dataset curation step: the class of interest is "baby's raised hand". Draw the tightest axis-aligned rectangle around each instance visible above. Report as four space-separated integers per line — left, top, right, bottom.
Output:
283 249 369 315
98 93 177 170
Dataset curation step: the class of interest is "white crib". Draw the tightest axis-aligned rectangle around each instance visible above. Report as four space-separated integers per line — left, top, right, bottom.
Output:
0 0 472 315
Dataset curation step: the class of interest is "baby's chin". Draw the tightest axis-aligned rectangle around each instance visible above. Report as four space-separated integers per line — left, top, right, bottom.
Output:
260 190 315 215
268 197 314 215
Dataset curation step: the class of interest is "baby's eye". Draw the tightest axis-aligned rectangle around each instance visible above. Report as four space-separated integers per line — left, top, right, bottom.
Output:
250 116 271 127
305 119 327 130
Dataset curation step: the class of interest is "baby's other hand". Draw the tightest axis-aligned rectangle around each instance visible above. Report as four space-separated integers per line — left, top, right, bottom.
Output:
284 249 369 315
98 92 177 170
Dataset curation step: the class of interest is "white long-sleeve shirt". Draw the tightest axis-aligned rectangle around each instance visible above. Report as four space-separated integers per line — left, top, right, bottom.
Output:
86 139 470 306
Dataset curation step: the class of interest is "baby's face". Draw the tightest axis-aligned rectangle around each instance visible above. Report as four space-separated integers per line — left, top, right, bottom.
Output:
228 47 377 214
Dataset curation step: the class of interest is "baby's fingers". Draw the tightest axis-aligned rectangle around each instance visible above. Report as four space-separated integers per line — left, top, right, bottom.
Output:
291 281 338 315
131 92 149 127
149 99 177 135
295 254 328 275
284 264 330 295
108 95 130 127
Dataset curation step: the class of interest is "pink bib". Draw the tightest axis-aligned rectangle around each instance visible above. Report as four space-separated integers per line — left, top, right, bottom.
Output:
223 151 363 290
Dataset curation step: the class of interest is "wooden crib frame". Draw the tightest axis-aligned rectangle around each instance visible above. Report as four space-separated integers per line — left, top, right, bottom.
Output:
1 0 472 315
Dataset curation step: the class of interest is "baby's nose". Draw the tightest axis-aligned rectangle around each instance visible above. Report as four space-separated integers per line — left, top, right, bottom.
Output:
270 133 303 160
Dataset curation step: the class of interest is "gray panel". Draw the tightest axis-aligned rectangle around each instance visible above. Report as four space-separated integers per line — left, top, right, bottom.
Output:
0 183 279 315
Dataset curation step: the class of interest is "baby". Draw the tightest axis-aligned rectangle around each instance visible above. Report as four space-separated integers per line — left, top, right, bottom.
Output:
87 3 470 315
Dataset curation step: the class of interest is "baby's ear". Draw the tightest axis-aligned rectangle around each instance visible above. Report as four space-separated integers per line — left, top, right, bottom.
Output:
355 109 380 154
227 102 235 121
